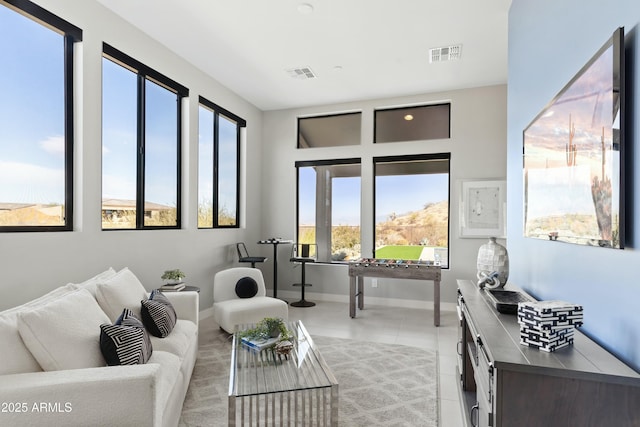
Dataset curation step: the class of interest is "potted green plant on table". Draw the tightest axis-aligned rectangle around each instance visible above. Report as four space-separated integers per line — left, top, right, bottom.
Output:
239 318 293 355
161 269 186 285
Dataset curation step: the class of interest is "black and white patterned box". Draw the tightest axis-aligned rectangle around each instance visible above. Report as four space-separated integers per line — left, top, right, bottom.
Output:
517 300 583 330
517 300 582 352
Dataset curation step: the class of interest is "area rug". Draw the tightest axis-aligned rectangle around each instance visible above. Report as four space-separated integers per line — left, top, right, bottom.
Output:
179 333 439 426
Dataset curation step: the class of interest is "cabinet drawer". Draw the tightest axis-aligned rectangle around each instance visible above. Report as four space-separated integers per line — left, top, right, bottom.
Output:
474 370 493 427
475 340 493 403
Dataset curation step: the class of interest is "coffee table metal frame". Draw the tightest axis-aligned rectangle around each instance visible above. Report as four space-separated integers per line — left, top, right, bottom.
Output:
228 320 338 426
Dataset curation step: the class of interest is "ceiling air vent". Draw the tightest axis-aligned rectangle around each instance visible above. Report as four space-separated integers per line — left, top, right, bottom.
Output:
286 67 317 79
429 44 462 63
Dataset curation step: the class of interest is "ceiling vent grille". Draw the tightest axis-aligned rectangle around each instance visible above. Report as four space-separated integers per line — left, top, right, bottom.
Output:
429 44 462 63
286 67 317 79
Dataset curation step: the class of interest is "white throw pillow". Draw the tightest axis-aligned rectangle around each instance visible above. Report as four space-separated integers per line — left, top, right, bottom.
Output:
70 267 117 297
17 289 111 371
0 284 76 375
95 267 149 321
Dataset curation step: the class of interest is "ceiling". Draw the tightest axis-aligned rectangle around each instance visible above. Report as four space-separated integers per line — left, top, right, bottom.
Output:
97 0 511 111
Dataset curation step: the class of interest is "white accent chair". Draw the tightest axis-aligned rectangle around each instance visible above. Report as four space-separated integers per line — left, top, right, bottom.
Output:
213 267 288 334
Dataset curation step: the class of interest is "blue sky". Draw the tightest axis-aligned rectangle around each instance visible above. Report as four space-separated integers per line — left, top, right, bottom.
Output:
299 167 448 226
0 6 65 204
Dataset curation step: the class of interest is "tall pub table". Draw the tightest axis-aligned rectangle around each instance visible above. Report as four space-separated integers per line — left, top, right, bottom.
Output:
257 238 293 299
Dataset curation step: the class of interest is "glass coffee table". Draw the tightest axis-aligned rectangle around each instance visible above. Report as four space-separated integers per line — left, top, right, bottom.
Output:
228 321 338 426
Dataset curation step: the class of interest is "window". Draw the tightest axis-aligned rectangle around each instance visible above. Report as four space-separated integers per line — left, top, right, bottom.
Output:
298 112 361 148
198 96 244 228
102 43 188 230
0 0 81 231
374 154 450 267
374 103 450 143
296 159 361 262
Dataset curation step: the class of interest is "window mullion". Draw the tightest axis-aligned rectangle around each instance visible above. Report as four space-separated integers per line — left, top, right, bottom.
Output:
136 75 145 229
212 112 220 227
63 35 74 228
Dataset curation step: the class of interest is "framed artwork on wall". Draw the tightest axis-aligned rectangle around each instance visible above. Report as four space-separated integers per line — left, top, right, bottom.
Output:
523 28 624 249
459 180 506 238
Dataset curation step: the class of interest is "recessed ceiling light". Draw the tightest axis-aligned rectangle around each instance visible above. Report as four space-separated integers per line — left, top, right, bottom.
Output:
298 3 314 14
404 114 414 121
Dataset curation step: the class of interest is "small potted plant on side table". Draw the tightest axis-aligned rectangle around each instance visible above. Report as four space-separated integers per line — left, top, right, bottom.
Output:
160 269 186 291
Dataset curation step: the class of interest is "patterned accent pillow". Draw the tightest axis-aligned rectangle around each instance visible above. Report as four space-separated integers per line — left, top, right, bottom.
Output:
141 290 177 338
100 308 152 366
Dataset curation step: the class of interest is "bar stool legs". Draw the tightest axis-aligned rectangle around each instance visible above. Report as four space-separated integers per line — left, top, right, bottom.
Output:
290 260 315 307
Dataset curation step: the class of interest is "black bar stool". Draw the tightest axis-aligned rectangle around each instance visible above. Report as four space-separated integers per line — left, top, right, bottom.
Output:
289 243 316 307
236 242 267 268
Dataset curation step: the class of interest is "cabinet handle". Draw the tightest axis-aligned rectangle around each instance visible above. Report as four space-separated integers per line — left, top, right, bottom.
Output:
457 340 463 356
470 403 479 427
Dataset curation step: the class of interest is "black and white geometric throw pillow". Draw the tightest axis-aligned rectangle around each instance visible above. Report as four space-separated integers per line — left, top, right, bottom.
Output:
100 308 152 366
141 289 177 338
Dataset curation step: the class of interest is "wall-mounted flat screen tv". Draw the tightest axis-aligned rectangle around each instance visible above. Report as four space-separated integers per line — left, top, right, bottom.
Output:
523 27 624 248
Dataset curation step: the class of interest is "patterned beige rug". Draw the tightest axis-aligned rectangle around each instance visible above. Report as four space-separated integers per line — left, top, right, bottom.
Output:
179 332 439 426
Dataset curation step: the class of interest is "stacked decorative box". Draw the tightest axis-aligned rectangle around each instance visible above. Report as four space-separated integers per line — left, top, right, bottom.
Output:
517 300 583 352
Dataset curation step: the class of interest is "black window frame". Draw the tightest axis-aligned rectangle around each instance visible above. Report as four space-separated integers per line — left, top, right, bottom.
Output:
0 0 82 232
373 153 451 267
297 112 362 149
295 157 362 264
198 96 245 229
374 103 451 144
101 43 188 230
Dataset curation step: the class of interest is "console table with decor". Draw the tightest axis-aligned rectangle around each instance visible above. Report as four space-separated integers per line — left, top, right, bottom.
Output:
456 279 640 427
348 259 441 326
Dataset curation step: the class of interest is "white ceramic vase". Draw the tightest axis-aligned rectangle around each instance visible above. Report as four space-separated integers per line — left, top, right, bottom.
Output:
476 237 509 288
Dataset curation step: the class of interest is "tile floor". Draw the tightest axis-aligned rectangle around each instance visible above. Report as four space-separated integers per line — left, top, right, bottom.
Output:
205 300 464 426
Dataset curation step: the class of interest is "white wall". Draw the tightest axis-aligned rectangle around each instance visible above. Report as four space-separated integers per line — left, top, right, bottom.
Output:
0 0 263 311
261 85 507 308
508 0 640 371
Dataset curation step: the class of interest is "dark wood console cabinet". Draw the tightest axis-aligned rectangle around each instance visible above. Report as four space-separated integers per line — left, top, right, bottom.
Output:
457 279 640 427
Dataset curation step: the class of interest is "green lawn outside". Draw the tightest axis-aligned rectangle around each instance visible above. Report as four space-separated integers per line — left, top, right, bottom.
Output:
375 245 423 260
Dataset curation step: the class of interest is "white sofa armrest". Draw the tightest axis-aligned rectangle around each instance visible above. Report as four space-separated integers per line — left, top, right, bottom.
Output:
0 364 162 427
162 290 199 325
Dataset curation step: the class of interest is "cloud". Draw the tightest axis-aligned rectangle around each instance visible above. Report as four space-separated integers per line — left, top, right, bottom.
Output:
39 135 65 156
0 161 64 204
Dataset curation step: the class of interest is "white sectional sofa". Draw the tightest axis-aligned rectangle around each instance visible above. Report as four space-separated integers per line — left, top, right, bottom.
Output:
0 267 199 427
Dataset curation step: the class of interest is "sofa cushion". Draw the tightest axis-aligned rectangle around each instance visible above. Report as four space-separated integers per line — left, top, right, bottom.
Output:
141 290 177 338
96 267 149 321
70 267 117 297
0 284 76 375
17 288 111 371
235 276 259 298
100 308 152 366
149 319 197 358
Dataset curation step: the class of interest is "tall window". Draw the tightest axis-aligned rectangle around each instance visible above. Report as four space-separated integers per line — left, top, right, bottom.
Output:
296 159 361 262
198 97 244 228
0 0 81 231
102 44 188 230
374 154 450 267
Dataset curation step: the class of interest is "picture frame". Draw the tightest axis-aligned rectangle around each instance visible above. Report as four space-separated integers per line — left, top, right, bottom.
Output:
459 180 506 238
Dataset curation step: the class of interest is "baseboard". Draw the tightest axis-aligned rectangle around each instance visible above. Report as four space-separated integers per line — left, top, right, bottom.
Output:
199 306 214 320
274 290 457 312
198 293 456 319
